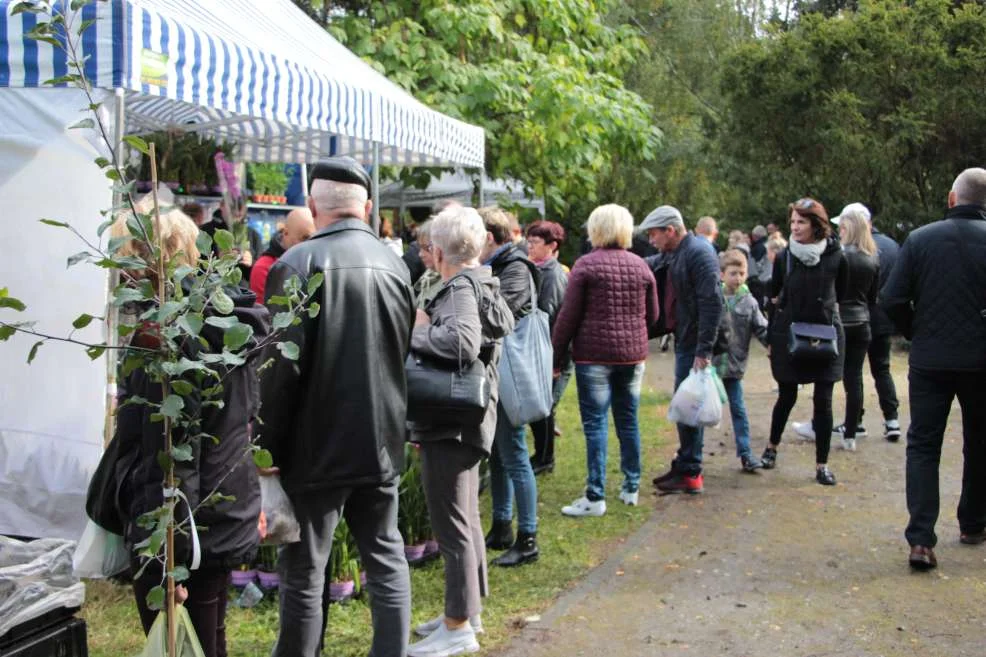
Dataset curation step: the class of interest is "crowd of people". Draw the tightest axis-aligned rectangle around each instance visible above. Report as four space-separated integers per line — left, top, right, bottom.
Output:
111 159 986 657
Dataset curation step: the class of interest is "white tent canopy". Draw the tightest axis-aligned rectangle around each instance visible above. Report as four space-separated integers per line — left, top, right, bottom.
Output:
381 172 545 215
0 0 486 166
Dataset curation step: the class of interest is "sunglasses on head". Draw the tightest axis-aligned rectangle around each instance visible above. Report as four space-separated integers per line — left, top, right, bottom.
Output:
795 198 816 211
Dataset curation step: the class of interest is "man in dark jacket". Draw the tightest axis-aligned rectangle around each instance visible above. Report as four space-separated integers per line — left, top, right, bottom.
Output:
259 157 414 657
478 206 541 568
642 205 724 494
881 167 986 572
249 207 315 302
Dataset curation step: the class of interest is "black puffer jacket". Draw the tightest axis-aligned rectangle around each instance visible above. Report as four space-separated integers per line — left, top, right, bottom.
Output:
880 205 986 371
258 218 415 492
120 286 270 570
768 237 849 384
839 245 879 326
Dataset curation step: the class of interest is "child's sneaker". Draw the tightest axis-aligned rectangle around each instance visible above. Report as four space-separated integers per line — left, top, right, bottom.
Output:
884 420 902 442
740 454 763 473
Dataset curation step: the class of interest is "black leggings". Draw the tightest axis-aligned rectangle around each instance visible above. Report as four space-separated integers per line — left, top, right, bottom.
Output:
769 381 835 464
842 324 871 438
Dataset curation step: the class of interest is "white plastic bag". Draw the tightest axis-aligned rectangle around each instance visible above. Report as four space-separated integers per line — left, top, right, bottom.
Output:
668 368 722 428
72 519 129 578
260 475 301 545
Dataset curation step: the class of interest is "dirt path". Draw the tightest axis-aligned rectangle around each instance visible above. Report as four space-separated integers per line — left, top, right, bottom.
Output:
496 343 986 657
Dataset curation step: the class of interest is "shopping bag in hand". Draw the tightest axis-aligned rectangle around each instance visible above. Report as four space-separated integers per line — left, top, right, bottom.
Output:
668 368 722 428
73 519 129 578
135 605 206 657
260 475 301 545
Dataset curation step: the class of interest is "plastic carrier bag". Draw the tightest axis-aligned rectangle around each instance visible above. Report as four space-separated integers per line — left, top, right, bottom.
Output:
135 605 206 657
72 519 129 578
668 367 723 428
260 475 301 545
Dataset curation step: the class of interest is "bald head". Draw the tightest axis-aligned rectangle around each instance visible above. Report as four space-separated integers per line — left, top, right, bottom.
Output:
308 179 372 227
282 207 316 249
696 216 718 241
950 168 986 208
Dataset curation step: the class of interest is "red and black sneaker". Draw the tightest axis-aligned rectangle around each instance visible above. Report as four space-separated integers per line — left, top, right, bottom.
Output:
656 473 703 495
652 468 676 487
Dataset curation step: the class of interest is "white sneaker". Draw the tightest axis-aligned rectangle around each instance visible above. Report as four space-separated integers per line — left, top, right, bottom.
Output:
407 622 479 657
618 490 639 506
561 496 606 517
792 421 815 440
415 614 484 638
840 438 856 452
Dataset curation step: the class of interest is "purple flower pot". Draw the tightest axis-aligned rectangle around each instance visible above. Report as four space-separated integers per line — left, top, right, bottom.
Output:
230 569 256 588
329 580 355 602
404 543 426 561
424 539 440 557
257 571 279 590
360 571 367 586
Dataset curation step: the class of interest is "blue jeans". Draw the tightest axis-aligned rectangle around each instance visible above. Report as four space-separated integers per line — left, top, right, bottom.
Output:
575 363 644 502
490 404 538 534
673 349 704 476
723 378 752 459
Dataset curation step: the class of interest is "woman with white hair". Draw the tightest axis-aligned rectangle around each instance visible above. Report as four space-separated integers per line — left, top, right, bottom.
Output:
406 206 515 657
552 204 659 517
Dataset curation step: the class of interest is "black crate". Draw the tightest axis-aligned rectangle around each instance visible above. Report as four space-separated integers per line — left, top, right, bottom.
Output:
0 618 87 657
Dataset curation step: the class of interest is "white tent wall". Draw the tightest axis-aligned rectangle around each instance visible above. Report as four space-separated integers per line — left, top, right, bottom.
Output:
0 88 111 540
380 172 546 215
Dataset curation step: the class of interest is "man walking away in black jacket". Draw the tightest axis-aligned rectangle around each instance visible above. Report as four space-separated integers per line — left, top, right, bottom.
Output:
881 167 986 572
259 157 414 657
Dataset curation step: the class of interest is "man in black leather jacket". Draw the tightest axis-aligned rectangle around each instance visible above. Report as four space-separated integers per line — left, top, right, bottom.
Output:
881 167 986 572
259 157 415 657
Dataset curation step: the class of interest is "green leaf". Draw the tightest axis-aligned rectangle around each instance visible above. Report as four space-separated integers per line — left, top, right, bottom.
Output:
276 341 300 361
44 74 82 86
105 169 121 181
97 218 114 237
160 394 184 420
170 380 194 396
307 302 321 319
195 231 213 255
0 295 26 312
94 156 111 168
272 311 294 331
307 272 325 296
72 313 96 329
170 443 194 462
145 586 165 611
27 341 43 364
11 2 45 15
267 295 291 308
253 448 274 469
86 345 106 360
69 118 95 130
157 301 183 323
213 229 234 252
112 287 147 305
0 325 15 341
122 135 150 155
39 218 69 228
212 290 234 315
170 566 190 583
177 313 204 336
71 0 91 10
67 251 91 267
205 315 239 329
224 322 254 351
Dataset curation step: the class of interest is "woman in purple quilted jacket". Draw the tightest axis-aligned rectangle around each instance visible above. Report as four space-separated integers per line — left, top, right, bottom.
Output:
552 204 659 517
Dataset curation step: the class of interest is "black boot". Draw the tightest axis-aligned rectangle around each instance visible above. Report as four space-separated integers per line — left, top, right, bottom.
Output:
485 519 514 550
491 532 539 567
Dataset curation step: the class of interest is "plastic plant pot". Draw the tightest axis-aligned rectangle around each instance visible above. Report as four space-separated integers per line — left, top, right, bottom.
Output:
404 543 426 561
257 571 280 590
328 580 355 602
230 569 256 588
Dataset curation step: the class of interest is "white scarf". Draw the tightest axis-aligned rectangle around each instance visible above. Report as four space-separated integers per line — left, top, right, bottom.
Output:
789 238 827 267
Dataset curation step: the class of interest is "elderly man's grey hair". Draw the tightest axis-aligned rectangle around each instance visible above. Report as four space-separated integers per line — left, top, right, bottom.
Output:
951 168 986 206
430 206 486 266
416 219 433 242
696 216 718 236
310 180 369 215
752 225 767 240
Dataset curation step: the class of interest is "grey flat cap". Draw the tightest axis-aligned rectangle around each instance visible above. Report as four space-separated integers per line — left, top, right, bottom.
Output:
638 205 683 232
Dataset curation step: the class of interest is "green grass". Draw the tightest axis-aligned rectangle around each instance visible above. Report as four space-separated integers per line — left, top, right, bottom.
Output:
81 383 671 656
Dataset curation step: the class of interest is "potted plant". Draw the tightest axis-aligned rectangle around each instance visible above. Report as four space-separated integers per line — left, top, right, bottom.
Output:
230 563 256 588
248 163 288 204
256 544 280 589
328 519 361 602
399 445 431 563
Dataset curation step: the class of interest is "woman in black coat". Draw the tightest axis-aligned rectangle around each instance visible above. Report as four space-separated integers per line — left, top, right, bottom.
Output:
761 198 848 485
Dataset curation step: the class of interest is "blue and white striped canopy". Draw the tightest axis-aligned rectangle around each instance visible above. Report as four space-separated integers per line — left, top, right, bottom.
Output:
0 0 485 167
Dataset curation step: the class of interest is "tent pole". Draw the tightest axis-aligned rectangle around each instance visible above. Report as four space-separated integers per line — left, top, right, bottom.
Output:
104 88 125 448
371 142 380 234
299 163 308 205
478 168 485 207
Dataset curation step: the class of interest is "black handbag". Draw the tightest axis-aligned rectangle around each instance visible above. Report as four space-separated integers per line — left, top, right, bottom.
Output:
85 433 138 534
782 252 838 362
405 273 491 426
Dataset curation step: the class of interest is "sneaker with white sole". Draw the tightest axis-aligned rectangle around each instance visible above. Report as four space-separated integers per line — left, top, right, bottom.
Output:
839 437 857 452
407 622 480 657
415 615 484 638
884 419 901 442
618 490 639 506
792 421 815 440
561 496 606 517
832 423 867 438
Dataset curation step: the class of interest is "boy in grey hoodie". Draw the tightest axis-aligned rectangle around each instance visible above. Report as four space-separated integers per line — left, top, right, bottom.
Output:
715 249 769 472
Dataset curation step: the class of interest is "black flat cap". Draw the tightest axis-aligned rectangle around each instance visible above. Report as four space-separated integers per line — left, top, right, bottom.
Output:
309 156 372 194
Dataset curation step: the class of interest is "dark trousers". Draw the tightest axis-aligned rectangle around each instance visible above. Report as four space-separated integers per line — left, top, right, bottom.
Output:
842 324 871 438
134 566 231 657
769 381 835 464
530 363 573 467
905 367 986 547
864 333 899 423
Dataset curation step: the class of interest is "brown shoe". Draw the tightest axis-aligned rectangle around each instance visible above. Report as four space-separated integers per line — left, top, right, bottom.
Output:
908 545 937 571
960 530 986 545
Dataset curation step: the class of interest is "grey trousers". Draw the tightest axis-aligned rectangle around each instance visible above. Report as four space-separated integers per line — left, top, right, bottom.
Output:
272 478 410 657
419 441 488 620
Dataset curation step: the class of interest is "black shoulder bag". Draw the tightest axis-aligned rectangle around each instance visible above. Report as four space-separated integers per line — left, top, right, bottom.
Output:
406 272 491 426
784 251 839 362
